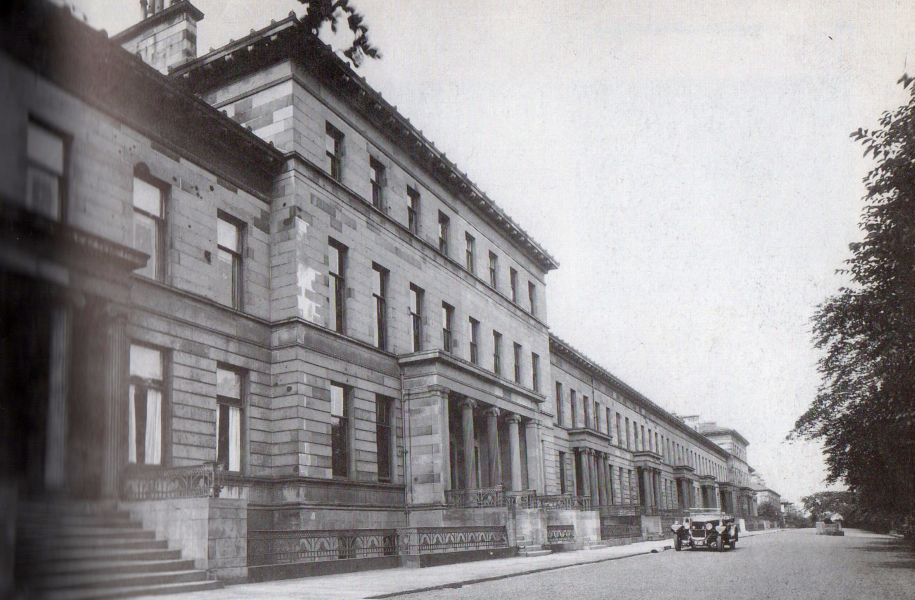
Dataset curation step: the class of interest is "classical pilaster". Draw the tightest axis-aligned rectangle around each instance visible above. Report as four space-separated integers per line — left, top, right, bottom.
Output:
483 407 501 488
101 308 128 498
461 398 477 489
506 414 522 492
44 303 72 491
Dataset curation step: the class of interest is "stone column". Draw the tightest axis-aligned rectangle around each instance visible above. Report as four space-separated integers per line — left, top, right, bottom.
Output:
579 450 591 497
44 304 72 491
524 420 543 494
506 414 522 492
483 407 501 488
102 308 128 498
596 452 606 507
461 398 477 489
640 468 651 507
605 459 613 505
589 450 600 502
616 466 623 504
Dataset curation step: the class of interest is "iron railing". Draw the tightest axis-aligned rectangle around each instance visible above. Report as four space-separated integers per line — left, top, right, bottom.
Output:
573 495 592 510
600 523 641 539
121 463 222 500
445 487 505 508
601 504 642 517
546 524 575 544
401 526 508 554
537 494 574 510
505 490 538 509
248 528 397 566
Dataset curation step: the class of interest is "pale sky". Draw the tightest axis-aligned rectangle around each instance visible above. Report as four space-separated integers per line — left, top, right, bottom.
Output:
68 0 915 504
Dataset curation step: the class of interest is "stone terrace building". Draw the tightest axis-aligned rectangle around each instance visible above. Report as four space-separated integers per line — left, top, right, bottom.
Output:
0 2 774 596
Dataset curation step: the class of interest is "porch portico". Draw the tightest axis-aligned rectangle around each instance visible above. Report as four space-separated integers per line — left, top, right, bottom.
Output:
399 350 546 509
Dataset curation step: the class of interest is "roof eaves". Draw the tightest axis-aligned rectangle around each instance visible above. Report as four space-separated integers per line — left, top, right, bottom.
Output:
173 18 559 272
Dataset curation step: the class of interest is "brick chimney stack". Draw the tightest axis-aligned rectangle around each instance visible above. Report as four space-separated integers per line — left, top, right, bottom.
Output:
113 0 204 75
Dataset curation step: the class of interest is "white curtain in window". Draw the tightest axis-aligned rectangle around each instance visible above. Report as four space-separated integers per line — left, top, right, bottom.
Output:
229 406 241 472
128 384 137 464
145 388 162 465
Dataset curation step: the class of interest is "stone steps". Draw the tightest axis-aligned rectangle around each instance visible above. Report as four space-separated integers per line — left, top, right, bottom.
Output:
583 543 609 550
15 499 222 599
25 558 197 577
516 536 552 557
40 580 223 600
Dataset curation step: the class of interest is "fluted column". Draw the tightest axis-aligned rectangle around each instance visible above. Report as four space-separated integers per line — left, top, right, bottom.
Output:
524 420 544 493
461 398 476 489
102 308 128 498
506 414 522 491
596 452 606 506
483 407 501 488
44 303 72 491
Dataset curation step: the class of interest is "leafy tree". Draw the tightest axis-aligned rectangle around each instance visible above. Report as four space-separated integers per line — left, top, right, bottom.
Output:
791 76 915 538
299 0 381 66
757 500 781 521
801 491 854 523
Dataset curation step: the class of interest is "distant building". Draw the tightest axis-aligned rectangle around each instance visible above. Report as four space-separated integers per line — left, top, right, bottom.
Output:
680 416 759 517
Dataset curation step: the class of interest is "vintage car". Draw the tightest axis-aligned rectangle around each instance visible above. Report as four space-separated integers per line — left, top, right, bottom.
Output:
670 513 739 551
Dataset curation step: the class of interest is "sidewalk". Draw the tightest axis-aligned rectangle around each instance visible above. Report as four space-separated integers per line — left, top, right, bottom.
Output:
137 529 780 600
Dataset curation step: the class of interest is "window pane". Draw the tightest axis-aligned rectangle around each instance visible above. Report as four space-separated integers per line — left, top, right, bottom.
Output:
229 405 241 471
26 168 60 220
329 244 341 274
330 384 345 418
216 248 235 306
217 367 241 399
372 268 384 296
130 344 162 380
133 177 162 216
27 122 64 174
217 403 229 469
144 388 162 465
128 384 137 464
133 211 159 279
217 218 239 252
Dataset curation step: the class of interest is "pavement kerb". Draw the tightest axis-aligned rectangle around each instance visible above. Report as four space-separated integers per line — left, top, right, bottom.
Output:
365 543 673 599
366 528 780 599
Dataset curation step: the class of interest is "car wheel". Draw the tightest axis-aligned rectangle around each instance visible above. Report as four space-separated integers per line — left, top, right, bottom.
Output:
674 537 682 551
716 537 724 552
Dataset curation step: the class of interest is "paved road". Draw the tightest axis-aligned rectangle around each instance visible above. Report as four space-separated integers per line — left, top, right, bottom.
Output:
387 529 914 600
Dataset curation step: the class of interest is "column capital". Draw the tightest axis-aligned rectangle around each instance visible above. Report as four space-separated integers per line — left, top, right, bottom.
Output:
460 397 477 410
482 406 500 417
505 413 522 425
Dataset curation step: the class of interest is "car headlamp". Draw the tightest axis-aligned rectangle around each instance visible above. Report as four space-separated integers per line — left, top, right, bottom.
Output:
705 522 713 531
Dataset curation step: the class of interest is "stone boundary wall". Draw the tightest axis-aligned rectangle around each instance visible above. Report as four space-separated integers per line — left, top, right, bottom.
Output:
120 497 248 582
